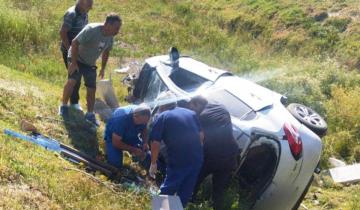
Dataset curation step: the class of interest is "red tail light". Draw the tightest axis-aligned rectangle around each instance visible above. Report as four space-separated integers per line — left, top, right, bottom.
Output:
284 123 303 160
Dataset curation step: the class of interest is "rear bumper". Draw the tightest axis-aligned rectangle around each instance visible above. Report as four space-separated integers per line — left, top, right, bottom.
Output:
252 125 322 210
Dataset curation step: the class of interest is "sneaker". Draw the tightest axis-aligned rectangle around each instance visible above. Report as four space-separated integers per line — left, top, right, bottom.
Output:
85 112 100 127
58 105 69 116
70 103 83 111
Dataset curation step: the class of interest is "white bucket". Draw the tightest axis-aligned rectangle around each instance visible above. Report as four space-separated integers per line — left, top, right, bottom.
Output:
97 79 119 109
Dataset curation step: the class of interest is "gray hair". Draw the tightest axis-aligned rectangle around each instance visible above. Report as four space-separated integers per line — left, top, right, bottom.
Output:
133 104 151 117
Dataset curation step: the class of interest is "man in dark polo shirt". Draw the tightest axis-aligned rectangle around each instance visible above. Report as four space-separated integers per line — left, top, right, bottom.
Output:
189 96 239 210
149 102 203 207
60 13 121 126
60 0 93 111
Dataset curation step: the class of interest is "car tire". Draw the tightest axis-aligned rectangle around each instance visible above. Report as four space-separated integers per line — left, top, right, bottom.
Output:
287 103 327 137
292 175 314 210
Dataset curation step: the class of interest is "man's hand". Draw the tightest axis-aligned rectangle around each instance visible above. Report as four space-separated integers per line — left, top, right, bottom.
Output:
68 62 79 75
98 68 105 79
132 148 145 159
149 163 157 179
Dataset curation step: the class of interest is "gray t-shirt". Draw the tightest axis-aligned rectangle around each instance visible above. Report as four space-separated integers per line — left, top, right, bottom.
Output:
68 23 114 66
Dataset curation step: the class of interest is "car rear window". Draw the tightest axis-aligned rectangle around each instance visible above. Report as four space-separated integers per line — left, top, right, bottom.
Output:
169 68 208 92
206 89 252 119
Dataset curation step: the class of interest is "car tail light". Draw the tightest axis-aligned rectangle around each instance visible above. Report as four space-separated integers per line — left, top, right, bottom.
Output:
283 123 303 160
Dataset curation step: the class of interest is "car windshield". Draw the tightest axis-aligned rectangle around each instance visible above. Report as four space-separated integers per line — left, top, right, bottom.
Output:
205 89 252 118
143 70 168 102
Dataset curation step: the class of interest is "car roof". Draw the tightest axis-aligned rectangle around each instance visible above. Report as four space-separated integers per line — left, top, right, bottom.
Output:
145 55 231 82
145 55 282 111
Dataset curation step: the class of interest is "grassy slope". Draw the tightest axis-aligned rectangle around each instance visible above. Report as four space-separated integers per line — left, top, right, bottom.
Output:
0 65 150 209
0 0 359 209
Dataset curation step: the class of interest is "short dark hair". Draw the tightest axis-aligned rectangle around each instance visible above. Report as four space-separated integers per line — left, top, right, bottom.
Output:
105 13 122 25
190 95 208 107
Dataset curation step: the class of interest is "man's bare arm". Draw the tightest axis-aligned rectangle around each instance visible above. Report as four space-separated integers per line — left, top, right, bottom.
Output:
150 141 161 164
99 49 110 78
60 25 70 50
67 39 80 75
70 39 80 64
200 131 205 146
141 128 149 146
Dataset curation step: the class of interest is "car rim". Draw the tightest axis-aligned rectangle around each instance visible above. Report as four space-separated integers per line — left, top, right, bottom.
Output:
295 105 324 127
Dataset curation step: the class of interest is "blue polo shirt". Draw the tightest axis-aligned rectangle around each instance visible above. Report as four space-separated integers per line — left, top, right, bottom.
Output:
150 107 203 168
104 105 146 147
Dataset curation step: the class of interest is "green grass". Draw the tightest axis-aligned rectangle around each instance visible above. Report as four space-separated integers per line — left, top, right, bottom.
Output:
0 0 359 209
0 65 150 209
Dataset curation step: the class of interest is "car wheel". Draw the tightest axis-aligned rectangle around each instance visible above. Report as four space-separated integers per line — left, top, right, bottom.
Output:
287 103 327 137
292 175 314 210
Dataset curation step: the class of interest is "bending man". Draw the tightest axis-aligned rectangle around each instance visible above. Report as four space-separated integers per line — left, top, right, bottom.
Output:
60 13 121 126
189 96 239 210
149 96 203 207
104 104 151 169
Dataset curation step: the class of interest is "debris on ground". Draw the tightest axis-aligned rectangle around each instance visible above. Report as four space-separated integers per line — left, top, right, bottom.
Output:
97 79 119 109
152 195 183 210
329 157 347 168
94 99 113 123
330 164 360 184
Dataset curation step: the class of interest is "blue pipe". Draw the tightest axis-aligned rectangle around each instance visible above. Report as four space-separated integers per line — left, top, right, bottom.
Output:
3 129 62 152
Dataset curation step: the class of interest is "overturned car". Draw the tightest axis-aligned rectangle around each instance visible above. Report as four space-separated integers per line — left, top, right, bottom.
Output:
123 48 327 210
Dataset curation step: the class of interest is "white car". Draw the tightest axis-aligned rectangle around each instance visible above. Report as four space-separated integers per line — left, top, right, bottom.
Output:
124 48 327 210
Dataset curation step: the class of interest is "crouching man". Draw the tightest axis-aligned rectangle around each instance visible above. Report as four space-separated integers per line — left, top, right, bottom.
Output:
104 104 151 169
149 96 203 207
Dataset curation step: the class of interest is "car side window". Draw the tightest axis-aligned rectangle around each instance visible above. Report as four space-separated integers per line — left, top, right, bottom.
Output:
143 70 168 102
206 89 252 119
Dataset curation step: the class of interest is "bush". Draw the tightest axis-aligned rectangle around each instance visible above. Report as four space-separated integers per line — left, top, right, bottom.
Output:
324 86 360 163
324 17 351 32
278 6 311 27
0 4 52 51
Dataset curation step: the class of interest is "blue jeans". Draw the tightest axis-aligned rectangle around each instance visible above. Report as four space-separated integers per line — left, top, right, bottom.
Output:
160 164 202 207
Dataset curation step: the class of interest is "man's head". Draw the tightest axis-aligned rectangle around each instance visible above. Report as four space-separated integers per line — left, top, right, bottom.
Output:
103 13 122 36
77 0 93 13
133 104 151 125
156 91 177 113
189 95 208 115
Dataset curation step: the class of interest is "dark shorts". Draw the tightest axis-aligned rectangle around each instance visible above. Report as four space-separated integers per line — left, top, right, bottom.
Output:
68 60 97 89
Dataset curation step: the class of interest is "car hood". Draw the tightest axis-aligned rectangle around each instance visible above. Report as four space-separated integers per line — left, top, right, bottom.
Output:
214 76 280 111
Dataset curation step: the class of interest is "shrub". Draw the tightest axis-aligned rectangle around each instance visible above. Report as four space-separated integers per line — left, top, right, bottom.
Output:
324 17 351 32
324 86 360 163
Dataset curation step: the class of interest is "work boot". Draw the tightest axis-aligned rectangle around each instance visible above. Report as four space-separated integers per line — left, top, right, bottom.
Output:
58 105 69 117
85 112 100 127
70 103 83 111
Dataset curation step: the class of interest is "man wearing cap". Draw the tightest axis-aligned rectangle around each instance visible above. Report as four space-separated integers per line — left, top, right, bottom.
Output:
104 104 151 169
189 96 239 210
60 0 93 111
149 94 203 207
60 13 121 126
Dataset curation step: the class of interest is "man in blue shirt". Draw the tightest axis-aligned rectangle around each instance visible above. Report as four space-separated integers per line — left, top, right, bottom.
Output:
149 103 203 207
104 104 151 169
